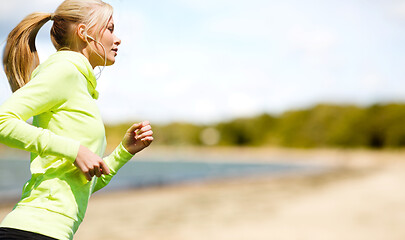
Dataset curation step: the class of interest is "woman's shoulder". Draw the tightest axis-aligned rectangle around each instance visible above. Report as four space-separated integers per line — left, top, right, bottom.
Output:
32 52 79 78
28 51 96 97
35 51 95 88
27 51 90 94
33 51 92 76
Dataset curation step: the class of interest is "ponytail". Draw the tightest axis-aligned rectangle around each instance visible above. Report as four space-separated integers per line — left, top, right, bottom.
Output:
3 0 113 93
3 13 52 92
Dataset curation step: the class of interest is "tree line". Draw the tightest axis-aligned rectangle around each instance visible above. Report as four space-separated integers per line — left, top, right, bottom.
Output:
105 103 405 149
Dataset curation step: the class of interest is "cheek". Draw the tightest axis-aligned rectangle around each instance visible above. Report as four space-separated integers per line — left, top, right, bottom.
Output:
104 34 114 46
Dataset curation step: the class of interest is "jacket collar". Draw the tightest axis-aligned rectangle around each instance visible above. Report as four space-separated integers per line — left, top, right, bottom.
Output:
56 50 99 99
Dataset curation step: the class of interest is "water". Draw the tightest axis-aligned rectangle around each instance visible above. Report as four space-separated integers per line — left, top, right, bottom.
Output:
0 158 326 202
0 159 31 202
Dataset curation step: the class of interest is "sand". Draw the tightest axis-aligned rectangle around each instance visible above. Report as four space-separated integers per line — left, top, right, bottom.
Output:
1 147 405 240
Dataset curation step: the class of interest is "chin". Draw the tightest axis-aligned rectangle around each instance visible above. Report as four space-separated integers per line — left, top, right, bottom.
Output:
106 59 116 66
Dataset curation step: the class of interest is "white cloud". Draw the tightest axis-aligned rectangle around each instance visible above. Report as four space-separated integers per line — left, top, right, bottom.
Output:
0 0 60 22
206 11 275 38
390 0 405 19
360 73 384 91
288 27 337 55
172 0 234 10
227 92 261 118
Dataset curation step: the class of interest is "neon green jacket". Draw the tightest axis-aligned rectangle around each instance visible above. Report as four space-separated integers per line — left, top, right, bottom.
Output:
0 51 134 240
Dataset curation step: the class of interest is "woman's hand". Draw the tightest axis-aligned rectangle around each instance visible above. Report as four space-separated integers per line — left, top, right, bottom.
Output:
74 145 111 181
122 121 154 155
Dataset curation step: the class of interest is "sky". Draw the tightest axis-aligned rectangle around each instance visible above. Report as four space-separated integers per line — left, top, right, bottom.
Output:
1 0 405 124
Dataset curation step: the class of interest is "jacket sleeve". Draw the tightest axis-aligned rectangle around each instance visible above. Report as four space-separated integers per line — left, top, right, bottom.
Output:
0 61 81 162
92 142 134 193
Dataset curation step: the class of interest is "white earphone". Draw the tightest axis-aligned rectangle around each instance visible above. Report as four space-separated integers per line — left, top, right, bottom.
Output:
86 35 107 79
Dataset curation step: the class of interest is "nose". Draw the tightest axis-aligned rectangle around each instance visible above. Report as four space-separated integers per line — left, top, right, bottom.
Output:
115 35 121 46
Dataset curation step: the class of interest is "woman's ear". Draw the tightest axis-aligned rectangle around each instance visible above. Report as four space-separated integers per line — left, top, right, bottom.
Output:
76 24 88 42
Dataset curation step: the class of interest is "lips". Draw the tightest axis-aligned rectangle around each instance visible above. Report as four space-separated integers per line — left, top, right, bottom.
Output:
112 48 118 56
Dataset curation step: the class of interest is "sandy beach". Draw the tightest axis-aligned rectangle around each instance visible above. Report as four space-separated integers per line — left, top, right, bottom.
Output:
1 147 405 240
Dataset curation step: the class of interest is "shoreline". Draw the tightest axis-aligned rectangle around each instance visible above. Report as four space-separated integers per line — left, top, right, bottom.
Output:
1 147 405 240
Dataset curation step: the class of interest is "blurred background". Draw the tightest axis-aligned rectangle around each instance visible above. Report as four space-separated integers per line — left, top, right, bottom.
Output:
1 0 405 127
1 0 405 240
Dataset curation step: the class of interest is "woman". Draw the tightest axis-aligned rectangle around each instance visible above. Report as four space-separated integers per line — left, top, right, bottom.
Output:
0 0 153 239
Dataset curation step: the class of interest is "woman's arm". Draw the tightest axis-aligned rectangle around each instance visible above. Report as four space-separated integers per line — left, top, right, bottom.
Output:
121 121 154 155
92 121 153 192
0 62 81 162
75 145 110 181
0 60 113 181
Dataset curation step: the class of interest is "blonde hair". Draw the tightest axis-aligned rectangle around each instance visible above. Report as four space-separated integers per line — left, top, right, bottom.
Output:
3 0 113 92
